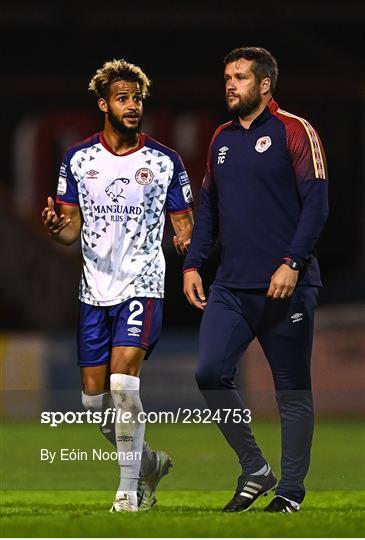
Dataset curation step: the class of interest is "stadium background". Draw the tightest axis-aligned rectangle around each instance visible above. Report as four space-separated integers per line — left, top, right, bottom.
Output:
0 1 364 536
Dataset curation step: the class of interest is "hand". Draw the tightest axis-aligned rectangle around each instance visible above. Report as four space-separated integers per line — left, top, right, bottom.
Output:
170 210 193 255
42 196 72 237
173 235 191 255
267 264 299 299
183 270 207 310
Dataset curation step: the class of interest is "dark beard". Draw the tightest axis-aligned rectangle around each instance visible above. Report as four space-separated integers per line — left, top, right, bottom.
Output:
227 88 261 118
108 107 142 135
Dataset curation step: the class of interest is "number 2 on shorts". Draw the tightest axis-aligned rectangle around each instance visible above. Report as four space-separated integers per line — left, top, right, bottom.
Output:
127 300 144 326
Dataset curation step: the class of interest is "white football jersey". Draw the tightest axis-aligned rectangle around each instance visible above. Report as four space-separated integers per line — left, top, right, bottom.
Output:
56 132 193 306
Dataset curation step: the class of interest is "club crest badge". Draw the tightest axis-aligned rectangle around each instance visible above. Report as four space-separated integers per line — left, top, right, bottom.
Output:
255 136 272 153
135 168 154 185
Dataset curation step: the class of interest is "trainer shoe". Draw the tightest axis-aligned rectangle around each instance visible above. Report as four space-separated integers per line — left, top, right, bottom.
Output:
264 495 300 513
223 466 277 512
110 493 138 513
137 450 172 511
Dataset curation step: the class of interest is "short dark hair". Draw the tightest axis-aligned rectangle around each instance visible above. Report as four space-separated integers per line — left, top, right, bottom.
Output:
224 47 278 92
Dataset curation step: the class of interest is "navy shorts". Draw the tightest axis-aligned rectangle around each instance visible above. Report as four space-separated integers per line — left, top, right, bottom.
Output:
78 297 163 366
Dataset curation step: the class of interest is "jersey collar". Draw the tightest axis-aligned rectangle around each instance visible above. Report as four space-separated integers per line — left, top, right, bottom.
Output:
268 98 279 114
99 131 146 156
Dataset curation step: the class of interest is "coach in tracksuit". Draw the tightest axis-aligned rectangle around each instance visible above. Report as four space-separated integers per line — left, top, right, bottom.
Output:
183 47 328 513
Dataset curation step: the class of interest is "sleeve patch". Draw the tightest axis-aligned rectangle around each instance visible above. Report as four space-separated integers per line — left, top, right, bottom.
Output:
57 174 67 196
182 184 193 204
56 157 79 202
179 171 190 186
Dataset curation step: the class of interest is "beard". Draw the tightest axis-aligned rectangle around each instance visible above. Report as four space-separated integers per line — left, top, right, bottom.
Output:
227 85 262 118
108 106 142 135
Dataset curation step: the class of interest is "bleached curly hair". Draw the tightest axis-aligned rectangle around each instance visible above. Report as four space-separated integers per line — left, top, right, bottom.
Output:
88 58 151 99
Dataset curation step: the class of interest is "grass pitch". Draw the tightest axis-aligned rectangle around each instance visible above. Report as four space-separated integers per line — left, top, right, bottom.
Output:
1 420 365 537
2 490 364 538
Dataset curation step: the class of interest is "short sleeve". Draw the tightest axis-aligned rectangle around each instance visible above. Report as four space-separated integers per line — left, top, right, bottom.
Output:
166 153 193 214
55 154 79 205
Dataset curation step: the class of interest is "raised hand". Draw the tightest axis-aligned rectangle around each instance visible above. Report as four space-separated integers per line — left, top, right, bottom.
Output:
42 197 72 237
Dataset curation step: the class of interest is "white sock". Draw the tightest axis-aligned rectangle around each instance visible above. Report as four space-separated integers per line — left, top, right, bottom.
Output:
82 390 155 477
252 463 270 476
98 392 117 446
116 489 138 507
81 391 106 412
82 390 116 444
110 374 145 496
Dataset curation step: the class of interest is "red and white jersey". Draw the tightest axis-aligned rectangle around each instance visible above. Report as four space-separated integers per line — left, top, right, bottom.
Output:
56 132 193 306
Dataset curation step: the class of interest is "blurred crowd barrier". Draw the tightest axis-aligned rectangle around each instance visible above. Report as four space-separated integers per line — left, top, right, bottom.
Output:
1 303 364 419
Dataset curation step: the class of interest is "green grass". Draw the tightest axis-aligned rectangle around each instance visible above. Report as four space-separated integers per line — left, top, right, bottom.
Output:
2 490 364 538
1 420 365 537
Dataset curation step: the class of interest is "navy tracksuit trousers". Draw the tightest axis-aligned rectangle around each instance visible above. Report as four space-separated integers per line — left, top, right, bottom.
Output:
196 284 318 503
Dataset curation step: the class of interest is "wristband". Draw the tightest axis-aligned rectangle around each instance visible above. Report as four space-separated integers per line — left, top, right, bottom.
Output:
283 257 301 271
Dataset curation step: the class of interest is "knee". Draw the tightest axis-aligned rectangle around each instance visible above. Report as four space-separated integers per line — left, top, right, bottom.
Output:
111 347 145 376
81 366 107 396
275 389 313 414
111 361 140 377
110 373 140 392
83 380 104 396
110 373 143 414
195 366 232 390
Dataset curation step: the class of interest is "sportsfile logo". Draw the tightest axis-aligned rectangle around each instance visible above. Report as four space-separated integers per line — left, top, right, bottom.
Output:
40 407 252 427
218 146 229 164
291 313 303 323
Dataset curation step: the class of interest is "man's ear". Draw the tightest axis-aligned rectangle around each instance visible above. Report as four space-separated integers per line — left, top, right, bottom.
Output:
261 77 271 96
98 98 108 113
